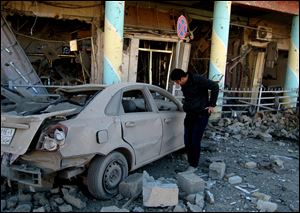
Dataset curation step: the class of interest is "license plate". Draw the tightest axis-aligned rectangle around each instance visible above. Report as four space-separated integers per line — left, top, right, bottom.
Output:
1 128 15 145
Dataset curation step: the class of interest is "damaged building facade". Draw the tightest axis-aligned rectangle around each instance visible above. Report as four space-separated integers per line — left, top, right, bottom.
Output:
1 1 299 116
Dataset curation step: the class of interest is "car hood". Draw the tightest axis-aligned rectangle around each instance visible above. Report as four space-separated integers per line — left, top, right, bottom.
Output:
1 108 76 155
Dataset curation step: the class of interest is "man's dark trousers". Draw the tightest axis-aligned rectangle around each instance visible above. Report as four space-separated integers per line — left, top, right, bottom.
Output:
184 114 209 168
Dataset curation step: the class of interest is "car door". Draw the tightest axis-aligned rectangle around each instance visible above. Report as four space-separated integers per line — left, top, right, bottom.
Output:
148 88 185 155
120 88 162 165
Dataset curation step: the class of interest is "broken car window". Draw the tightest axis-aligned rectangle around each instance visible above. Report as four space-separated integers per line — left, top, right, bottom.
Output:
150 90 179 112
22 88 102 116
122 90 150 113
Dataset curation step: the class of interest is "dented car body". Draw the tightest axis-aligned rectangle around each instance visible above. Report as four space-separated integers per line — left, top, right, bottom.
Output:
1 82 185 199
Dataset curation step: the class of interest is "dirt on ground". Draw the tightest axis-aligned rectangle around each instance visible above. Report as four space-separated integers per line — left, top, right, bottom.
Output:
1 113 299 212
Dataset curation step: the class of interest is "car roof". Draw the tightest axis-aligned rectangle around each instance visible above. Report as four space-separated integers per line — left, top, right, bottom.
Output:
55 82 160 92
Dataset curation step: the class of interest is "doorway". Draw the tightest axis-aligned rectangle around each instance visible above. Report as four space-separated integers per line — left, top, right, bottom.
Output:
137 40 174 90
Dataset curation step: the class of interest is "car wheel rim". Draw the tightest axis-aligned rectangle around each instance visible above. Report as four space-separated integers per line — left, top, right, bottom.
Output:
103 160 123 193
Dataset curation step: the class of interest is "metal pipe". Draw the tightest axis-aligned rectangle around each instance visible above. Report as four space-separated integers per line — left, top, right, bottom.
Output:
166 45 174 91
138 48 173 53
257 86 263 112
8 62 38 94
175 40 181 68
149 50 153 85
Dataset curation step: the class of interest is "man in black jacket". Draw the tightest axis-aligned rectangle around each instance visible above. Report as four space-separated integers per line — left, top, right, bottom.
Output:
170 68 219 172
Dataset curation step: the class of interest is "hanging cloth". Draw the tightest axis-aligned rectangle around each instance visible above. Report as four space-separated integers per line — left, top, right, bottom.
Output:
265 41 278 69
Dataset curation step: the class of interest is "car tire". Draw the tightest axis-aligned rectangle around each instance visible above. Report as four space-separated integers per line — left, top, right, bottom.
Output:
87 152 128 199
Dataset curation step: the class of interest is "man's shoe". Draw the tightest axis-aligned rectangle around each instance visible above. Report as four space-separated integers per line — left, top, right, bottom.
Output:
185 166 197 173
175 166 197 173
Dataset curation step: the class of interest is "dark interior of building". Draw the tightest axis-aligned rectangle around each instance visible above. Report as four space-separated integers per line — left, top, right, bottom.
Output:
5 14 92 86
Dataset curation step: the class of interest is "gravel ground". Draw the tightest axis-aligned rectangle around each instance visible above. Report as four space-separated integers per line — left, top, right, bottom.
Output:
1 136 298 212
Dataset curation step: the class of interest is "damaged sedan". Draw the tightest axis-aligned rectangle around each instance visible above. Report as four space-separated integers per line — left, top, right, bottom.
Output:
1 82 185 199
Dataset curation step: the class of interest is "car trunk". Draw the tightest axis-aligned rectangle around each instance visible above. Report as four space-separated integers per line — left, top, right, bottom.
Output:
1 108 76 155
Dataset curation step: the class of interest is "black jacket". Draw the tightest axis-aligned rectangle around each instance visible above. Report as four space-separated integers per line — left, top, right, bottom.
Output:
181 72 219 115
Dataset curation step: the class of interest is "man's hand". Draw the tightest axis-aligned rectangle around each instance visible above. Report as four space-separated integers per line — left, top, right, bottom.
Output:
205 106 215 114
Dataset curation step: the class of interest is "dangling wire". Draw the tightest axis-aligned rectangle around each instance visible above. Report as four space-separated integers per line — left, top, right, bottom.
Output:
30 1 38 35
30 15 37 35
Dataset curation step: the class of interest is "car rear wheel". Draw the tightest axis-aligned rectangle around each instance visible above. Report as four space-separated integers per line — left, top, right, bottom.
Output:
87 152 128 199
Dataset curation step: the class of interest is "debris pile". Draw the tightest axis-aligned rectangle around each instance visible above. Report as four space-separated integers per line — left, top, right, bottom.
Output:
207 110 299 142
0 184 88 212
1 166 283 212
0 110 298 212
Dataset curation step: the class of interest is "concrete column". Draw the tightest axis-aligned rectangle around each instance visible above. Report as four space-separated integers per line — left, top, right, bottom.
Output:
284 15 299 107
103 1 125 85
208 1 231 117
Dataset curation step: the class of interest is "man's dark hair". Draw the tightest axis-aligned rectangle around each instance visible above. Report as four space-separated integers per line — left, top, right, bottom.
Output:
170 68 187 81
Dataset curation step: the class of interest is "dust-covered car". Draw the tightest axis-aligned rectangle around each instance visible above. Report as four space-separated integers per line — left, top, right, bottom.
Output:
1 82 185 199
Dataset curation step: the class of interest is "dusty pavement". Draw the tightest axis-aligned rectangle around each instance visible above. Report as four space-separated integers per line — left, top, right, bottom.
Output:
1 111 299 212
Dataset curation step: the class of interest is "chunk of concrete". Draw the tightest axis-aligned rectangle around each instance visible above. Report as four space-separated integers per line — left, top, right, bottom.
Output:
204 190 215 204
258 132 272 142
209 162 226 180
228 176 242 184
61 188 86 209
187 201 203 212
173 203 188 212
33 193 49 206
32 206 46 212
270 155 284 169
245 161 257 169
143 182 179 207
119 173 143 198
132 206 144 212
100 206 130 212
256 200 277 212
185 194 196 204
7 196 18 209
18 193 32 203
195 193 204 209
176 172 205 194
13 204 32 212
50 188 60 194
58 204 73 212
252 192 271 201
54 197 64 205
143 171 178 207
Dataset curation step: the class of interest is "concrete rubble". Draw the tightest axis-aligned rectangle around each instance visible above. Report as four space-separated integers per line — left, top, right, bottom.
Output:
100 205 130 212
208 111 299 142
119 173 143 198
228 176 243 185
0 154 296 212
208 162 226 180
0 111 298 212
256 200 278 212
0 184 91 212
176 171 205 194
142 171 178 207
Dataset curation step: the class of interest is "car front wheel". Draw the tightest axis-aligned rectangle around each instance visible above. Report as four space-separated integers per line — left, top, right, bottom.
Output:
87 152 128 199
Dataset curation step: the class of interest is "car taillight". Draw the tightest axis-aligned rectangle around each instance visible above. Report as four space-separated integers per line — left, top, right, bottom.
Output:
38 123 68 151
47 123 68 137
42 136 58 151
54 129 66 144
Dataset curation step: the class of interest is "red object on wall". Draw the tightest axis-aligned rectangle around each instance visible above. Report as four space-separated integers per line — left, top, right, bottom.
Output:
177 15 188 40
